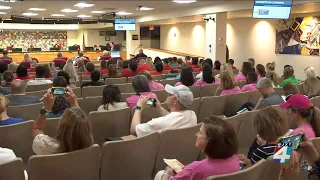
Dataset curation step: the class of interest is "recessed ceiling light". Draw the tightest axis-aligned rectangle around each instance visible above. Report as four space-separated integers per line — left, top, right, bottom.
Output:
51 14 65 17
77 14 91 18
23 12 38 16
90 11 105 14
29 8 46 11
116 12 132 15
0 5 11 10
74 3 94 8
0 12 6 14
139 7 154 11
61 8 78 13
173 0 196 4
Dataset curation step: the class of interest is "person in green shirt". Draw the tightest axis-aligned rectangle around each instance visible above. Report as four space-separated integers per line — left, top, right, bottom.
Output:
280 66 300 87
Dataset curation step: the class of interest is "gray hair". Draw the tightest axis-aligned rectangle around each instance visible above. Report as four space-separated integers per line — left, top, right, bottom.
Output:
30 60 37 67
257 77 273 89
103 50 109 55
11 80 26 94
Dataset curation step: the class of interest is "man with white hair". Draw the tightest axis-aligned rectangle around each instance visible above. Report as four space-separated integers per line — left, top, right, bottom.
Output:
130 84 197 137
254 77 284 110
100 50 111 60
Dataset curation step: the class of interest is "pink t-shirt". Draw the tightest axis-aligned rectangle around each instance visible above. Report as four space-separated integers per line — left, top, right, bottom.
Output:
149 81 164 91
172 155 240 180
194 79 216 86
291 124 316 139
125 92 157 108
175 82 183 86
258 74 262 80
234 74 246 82
241 83 257 92
220 86 241 96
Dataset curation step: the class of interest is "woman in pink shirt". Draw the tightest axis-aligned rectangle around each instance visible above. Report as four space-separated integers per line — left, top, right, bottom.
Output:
256 64 266 80
157 116 240 180
241 72 258 92
280 94 320 138
175 67 195 87
140 70 164 91
126 75 157 108
194 63 216 86
217 71 241 96
234 62 253 82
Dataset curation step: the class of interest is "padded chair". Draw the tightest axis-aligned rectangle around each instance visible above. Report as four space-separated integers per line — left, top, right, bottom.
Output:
153 89 168 103
117 83 135 93
26 83 53 92
163 70 170 74
206 159 267 180
88 108 131 146
312 137 320 151
312 97 320 109
199 84 220 97
78 96 102 115
237 110 258 155
72 87 82 98
127 77 134 83
26 90 47 98
139 106 163 124
153 124 201 176
44 118 60 137
190 98 201 117
70 81 81 87
198 96 228 123
8 102 43 121
28 145 100 180
260 156 281 180
0 121 34 163
81 85 106 98
248 91 261 105
224 92 251 116
189 85 201 98
121 93 135 102
81 75 91 81
233 69 239 75
224 113 243 134
105 78 127 85
153 75 166 81
159 79 179 86
100 133 159 180
0 158 25 180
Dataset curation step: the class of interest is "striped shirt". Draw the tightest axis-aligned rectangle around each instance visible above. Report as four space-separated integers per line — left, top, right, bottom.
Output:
250 144 276 164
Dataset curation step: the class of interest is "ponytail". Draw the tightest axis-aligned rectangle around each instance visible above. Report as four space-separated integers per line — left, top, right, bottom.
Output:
309 105 320 137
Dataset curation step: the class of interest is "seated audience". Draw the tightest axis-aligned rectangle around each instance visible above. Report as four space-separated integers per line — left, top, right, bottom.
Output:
217 71 241 96
137 59 153 72
57 71 77 89
117 59 124 69
213 60 221 71
190 57 199 69
126 75 157 108
0 94 24 126
63 59 79 81
130 84 196 137
282 83 300 100
14 64 34 80
140 70 164 91
28 60 37 72
256 64 266 79
2 70 14 87
194 63 215 86
196 58 215 79
106 64 118 78
234 62 253 82
156 116 240 180
100 50 111 60
170 57 179 68
82 62 95 76
153 57 162 65
228 59 237 70
280 94 320 138
97 85 128 112
177 58 183 68
248 58 256 72
302 66 320 98
266 62 280 87
280 66 300 87
163 58 173 71
0 50 12 60
77 59 86 73
185 56 191 65
175 67 195 87
151 62 165 75
100 60 108 75
8 62 18 73
27 65 53 86
122 60 139 77
32 88 93 155
241 72 258 92
43 64 53 78
81 70 105 88
7 80 39 106
238 107 288 167
134 49 148 60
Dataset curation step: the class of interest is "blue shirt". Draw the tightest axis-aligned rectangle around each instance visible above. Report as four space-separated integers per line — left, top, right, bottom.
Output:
0 118 24 126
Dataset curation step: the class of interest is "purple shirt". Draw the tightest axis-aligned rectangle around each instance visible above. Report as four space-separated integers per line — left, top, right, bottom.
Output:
149 81 164 91
220 86 241 96
241 83 257 92
172 155 240 180
194 79 216 86
126 92 157 108
234 74 246 82
291 124 316 139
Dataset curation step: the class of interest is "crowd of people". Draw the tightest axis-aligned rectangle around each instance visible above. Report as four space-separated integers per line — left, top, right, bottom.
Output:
1 48 320 180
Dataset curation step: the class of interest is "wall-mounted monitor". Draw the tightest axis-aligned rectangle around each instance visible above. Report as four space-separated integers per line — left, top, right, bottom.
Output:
114 19 136 31
252 0 293 19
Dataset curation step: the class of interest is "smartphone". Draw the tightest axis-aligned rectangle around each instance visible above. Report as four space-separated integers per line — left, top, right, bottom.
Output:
163 159 184 173
273 134 303 163
51 87 66 95
146 98 156 107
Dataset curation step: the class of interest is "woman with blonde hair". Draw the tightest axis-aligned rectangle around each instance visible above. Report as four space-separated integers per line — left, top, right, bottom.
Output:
217 71 241 96
146 57 153 67
220 63 233 76
266 61 280 87
32 87 93 155
305 66 316 79
63 59 79 81
8 62 18 73
24 53 32 62
302 77 320 98
77 59 86 73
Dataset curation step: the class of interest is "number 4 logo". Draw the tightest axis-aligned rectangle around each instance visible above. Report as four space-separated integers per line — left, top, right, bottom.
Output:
273 146 292 163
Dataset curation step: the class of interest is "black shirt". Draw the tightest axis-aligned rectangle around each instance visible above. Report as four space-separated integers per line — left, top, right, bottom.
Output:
134 53 147 60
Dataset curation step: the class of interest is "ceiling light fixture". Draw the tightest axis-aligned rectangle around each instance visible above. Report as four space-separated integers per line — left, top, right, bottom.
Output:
116 12 132 15
22 12 38 16
139 7 154 11
0 5 11 9
74 3 94 8
173 0 196 4
0 12 6 14
29 8 46 11
51 14 65 17
77 14 91 18
90 11 105 13
61 8 78 13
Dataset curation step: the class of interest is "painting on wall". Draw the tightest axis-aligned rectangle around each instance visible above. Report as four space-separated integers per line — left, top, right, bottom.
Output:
275 16 320 55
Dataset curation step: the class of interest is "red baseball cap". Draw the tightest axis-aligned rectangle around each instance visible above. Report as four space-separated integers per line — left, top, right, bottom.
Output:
280 94 311 110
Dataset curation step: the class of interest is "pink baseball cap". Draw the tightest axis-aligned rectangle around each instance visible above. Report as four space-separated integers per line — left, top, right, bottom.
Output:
280 94 311 110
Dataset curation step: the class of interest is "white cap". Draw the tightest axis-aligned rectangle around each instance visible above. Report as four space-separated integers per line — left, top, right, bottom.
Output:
165 84 194 107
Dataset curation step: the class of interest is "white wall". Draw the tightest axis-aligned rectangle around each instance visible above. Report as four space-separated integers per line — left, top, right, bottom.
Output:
160 22 206 57
85 30 126 47
67 31 78 46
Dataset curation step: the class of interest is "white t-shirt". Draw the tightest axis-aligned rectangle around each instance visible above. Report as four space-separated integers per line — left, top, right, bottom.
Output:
32 134 60 155
0 147 16 163
27 78 53 86
135 110 197 137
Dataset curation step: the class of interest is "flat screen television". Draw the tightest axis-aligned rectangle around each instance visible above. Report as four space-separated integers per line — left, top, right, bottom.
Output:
110 51 121 57
114 19 136 31
252 0 293 19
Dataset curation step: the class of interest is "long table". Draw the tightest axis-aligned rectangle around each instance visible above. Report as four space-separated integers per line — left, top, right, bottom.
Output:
8 51 127 62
